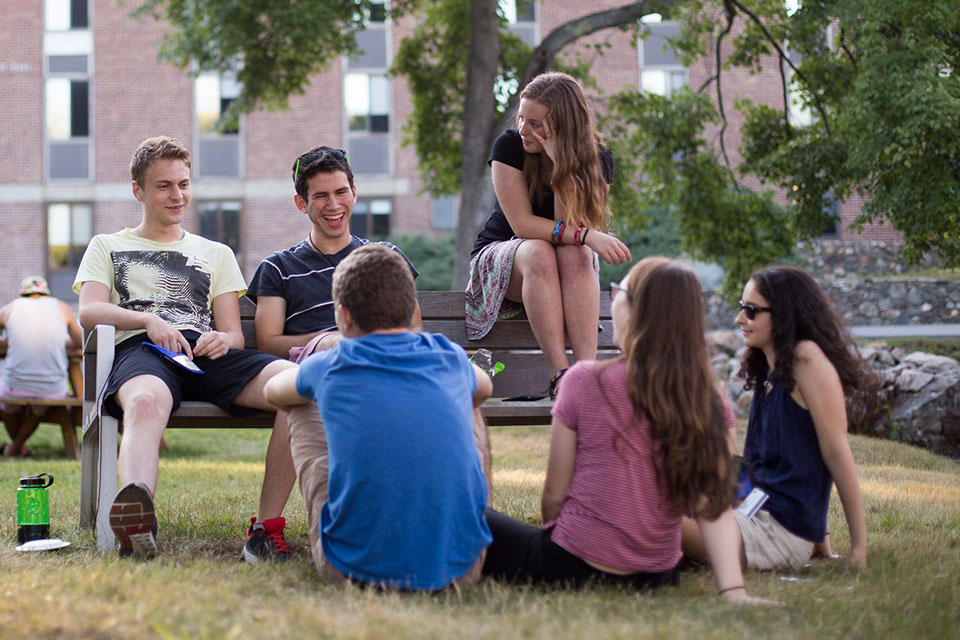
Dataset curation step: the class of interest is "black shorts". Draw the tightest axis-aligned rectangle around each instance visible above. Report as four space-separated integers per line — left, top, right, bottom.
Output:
103 331 280 420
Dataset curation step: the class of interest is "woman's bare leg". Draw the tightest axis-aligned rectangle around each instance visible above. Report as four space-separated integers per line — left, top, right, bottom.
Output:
556 244 600 363
505 239 569 376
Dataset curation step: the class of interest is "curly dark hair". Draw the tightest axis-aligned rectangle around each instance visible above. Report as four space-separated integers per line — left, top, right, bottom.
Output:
738 266 866 393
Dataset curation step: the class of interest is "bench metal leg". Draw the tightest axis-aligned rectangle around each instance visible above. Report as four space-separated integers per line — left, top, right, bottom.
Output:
95 414 118 553
79 404 98 529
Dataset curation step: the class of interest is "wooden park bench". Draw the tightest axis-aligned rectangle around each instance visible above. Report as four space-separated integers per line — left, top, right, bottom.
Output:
80 291 616 552
0 342 83 458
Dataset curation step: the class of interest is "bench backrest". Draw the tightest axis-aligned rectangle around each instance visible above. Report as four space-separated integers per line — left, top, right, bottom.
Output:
125 292 615 400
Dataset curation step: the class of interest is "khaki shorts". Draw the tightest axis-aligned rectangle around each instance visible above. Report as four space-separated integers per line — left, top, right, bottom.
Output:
734 509 814 570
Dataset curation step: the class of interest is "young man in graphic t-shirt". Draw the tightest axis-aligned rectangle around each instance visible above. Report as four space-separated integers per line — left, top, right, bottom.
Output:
74 136 297 560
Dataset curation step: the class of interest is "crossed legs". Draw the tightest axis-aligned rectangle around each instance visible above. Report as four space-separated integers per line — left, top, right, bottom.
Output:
505 240 599 377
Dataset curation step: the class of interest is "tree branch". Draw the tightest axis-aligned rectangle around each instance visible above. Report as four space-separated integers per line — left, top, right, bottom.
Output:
496 1 658 133
715 0 736 174
729 0 830 135
839 27 858 68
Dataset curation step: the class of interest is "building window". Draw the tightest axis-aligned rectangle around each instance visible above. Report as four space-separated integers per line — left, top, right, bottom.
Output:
198 201 242 260
45 1 92 182
47 203 92 300
350 199 391 238
345 73 390 134
638 17 687 97
195 73 242 179
820 192 839 238
501 0 538 46
45 0 89 30
345 3 391 176
431 195 458 229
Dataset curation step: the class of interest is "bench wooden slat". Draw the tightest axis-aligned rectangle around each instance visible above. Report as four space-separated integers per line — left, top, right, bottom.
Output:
421 319 616 349
0 397 83 407
416 290 613 319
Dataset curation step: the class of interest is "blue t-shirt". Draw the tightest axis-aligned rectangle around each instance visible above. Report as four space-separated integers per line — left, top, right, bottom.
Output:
295 331 492 589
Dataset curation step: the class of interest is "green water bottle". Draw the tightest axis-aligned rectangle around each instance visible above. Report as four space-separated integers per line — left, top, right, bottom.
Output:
17 473 53 543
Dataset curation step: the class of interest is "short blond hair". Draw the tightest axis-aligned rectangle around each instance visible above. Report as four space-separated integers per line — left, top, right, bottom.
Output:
130 136 191 187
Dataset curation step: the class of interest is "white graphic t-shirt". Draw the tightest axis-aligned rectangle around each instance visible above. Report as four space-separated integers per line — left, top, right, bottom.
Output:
73 228 246 344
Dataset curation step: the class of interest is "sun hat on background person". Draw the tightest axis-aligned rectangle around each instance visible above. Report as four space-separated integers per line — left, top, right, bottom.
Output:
17 276 51 297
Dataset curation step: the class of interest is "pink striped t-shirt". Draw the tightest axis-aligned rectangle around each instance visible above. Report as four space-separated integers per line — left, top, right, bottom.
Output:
550 359 737 573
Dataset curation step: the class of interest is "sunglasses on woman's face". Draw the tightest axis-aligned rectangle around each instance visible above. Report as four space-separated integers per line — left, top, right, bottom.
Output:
739 300 772 321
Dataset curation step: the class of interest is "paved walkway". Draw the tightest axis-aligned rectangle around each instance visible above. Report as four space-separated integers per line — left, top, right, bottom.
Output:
851 324 960 339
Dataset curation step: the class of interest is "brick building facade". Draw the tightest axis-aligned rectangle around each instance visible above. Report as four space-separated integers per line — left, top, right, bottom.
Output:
0 0 893 303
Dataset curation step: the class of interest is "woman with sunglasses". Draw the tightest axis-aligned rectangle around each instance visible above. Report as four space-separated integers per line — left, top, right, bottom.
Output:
483 257 774 604
466 72 631 398
682 266 868 570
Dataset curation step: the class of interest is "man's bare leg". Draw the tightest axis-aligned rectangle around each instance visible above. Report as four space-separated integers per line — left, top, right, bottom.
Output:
114 375 174 492
234 360 297 562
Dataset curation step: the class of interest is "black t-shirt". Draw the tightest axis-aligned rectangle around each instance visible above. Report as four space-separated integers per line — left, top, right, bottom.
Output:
471 129 614 257
246 236 418 335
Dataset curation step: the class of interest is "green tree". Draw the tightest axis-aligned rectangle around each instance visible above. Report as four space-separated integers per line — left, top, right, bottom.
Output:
606 0 960 293
132 0 960 293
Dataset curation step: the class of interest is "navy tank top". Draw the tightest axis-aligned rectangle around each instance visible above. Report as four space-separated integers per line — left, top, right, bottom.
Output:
744 370 832 542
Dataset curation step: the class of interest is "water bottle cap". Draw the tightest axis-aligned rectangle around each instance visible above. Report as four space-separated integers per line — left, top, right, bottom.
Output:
19 473 53 488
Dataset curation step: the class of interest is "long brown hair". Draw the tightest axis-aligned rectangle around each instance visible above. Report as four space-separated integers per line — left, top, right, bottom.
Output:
518 72 612 231
616 257 732 519
738 266 867 393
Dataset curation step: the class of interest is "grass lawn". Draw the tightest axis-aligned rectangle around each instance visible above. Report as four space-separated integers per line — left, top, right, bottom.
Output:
1 422 958 639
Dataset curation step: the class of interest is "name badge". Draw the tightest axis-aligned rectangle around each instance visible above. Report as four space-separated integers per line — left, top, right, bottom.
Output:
735 488 769 519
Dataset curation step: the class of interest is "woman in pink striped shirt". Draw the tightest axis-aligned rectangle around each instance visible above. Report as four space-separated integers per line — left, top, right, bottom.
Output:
482 257 774 604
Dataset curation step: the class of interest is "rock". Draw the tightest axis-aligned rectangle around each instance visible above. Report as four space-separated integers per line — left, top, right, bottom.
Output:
737 390 754 412
883 370 960 456
895 369 935 392
707 330 742 356
901 352 960 374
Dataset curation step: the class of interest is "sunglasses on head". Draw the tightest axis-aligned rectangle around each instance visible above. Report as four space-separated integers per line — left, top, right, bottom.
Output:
294 148 347 182
739 300 772 320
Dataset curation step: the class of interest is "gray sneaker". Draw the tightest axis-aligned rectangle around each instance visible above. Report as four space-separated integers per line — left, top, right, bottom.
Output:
109 482 158 559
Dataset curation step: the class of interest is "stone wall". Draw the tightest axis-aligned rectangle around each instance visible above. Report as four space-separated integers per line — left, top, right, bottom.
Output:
701 240 960 330
708 332 960 457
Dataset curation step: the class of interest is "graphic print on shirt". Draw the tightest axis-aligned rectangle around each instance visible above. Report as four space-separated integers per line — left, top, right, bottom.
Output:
111 250 213 333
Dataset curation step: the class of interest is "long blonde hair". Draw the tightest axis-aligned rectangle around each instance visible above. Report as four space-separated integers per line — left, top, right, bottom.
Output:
616 257 733 518
518 72 612 231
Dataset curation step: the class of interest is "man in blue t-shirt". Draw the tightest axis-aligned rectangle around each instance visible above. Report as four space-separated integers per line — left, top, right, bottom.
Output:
264 244 492 590
242 147 421 562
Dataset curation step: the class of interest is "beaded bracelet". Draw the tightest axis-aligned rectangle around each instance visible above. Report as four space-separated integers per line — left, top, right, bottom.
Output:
574 224 587 246
556 221 567 246
552 221 563 246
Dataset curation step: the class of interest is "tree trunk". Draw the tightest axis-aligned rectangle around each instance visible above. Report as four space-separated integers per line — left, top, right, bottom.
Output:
451 0 501 290
450 1 657 289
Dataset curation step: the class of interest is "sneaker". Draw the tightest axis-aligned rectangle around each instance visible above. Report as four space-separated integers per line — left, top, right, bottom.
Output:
242 516 291 564
109 482 158 559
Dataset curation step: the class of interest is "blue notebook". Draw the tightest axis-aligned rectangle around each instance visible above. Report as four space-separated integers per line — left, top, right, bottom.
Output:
141 341 205 374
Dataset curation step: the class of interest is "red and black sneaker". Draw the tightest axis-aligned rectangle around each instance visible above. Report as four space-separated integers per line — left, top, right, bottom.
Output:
242 516 291 564
109 482 158 559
